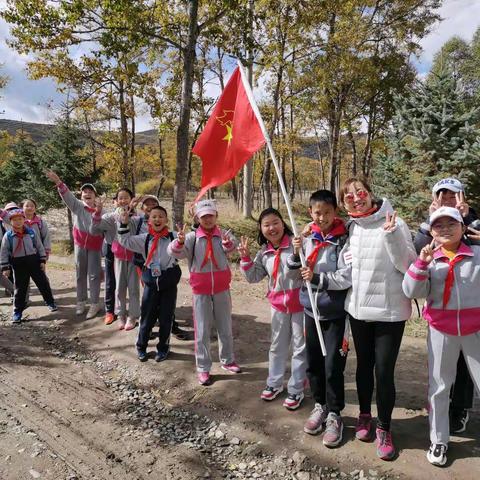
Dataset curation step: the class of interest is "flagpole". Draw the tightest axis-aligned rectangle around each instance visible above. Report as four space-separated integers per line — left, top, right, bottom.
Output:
237 60 327 356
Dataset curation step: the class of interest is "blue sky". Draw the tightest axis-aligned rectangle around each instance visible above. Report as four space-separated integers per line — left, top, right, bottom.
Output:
1 0 479 132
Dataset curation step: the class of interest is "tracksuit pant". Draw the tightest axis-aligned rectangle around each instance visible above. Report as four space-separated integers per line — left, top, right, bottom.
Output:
11 255 55 314
450 352 475 413
74 245 101 305
193 290 235 373
350 318 406 431
305 315 347 413
267 309 306 395
104 244 116 314
114 257 140 319
428 327 480 445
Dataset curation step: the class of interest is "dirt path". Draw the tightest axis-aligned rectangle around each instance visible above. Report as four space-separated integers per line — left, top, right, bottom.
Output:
0 256 478 480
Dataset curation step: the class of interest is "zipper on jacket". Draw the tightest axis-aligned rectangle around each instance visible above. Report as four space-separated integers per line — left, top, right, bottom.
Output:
454 273 461 336
355 225 362 316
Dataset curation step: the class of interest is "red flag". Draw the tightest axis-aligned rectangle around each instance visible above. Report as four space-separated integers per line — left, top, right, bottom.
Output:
192 67 266 202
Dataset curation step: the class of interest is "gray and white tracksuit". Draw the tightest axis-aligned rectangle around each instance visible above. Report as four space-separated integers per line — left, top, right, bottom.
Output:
240 234 306 395
91 211 140 319
0 219 14 293
167 226 237 373
403 243 480 445
57 183 102 304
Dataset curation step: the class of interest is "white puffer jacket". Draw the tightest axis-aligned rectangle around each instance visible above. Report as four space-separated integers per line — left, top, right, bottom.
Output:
343 199 416 322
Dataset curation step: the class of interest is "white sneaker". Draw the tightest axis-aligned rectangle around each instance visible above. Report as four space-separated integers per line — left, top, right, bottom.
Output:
427 443 447 466
124 317 137 331
76 301 86 315
86 303 101 319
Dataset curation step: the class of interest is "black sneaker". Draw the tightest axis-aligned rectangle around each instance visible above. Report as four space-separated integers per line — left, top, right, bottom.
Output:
450 409 469 433
155 350 169 362
47 303 58 312
172 324 190 340
137 350 148 362
427 443 447 466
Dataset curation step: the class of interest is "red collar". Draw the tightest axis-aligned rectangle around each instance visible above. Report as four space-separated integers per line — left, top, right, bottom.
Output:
433 242 474 261
264 234 290 254
196 225 221 238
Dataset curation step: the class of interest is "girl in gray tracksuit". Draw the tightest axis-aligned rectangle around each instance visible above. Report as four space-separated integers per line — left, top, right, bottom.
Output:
239 208 306 410
46 171 102 317
167 199 239 385
402 206 480 466
90 188 140 330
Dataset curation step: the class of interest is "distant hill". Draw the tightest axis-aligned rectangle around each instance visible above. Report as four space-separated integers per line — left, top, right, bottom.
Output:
0 119 56 143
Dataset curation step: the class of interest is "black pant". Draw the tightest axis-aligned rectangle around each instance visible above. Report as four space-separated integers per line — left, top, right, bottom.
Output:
104 244 116 314
350 318 405 431
137 284 177 353
305 314 347 414
450 352 474 412
11 255 55 313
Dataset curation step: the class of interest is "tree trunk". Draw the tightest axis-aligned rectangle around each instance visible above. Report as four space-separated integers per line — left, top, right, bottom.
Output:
157 134 166 199
118 79 129 186
172 0 198 228
347 126 357 176
129 93 136 193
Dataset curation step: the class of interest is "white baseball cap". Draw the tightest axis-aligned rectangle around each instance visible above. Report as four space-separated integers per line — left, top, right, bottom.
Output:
429 206 464 225
432 178 464 194
194 199 218 218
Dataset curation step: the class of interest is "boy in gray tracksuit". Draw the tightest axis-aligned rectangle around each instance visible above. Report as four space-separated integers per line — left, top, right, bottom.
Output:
46 170 102 319
0 208 56 322
403 206 480 467
167 199 240 386
117 206 181 361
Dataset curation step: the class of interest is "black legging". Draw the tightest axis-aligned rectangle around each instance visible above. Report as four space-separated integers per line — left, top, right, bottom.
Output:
350 318 405 431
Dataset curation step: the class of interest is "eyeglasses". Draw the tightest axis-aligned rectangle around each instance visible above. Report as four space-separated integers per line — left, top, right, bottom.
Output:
344 189 369 203
431 221 460 231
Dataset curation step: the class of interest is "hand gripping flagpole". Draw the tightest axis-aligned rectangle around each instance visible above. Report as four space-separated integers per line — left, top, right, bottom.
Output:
237 60 327 356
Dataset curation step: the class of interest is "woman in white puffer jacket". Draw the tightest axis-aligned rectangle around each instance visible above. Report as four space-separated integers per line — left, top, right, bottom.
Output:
321 177 416 460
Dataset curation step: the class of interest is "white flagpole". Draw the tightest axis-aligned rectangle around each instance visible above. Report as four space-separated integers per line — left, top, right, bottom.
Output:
237 60 327 356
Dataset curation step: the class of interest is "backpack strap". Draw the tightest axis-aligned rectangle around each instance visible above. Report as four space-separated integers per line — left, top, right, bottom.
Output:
135 217 144 235
144 233 152 260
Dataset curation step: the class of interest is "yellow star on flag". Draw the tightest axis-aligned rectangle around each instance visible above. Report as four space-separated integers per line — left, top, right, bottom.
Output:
216 110 234 146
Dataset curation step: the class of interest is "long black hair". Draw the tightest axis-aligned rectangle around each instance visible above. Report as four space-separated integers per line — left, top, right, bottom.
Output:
257 207 293 246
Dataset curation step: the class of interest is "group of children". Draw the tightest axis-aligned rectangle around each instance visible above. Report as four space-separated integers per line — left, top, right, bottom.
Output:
1 172 479 468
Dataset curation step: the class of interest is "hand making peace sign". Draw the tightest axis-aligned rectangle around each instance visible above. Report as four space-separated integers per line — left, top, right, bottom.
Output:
237 236 250 258
455 191 469 218
45 169 62 186
467 225 480 242
176 223 188 244
419 239 442 264
383 211 397 232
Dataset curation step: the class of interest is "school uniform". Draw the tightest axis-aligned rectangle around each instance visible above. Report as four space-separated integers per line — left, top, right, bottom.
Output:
0 227 55 315
167 226 237 373
241 234 306 395
118 224 181 354
0 219 14 294
57 183 102 305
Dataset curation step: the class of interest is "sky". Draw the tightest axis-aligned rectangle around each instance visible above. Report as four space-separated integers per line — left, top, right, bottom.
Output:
1 0 480 132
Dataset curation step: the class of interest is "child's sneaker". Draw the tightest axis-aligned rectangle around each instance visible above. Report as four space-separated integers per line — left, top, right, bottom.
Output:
260 385 284 401
117 315 127 330
137 350 147 362
86 303 101 319
304 403 327 434
450 409 469 433
283 392 304 411
355 413 374 441
198 372 212 386
47 303 58 312
124 317 137 331
155 349 169 362
376 428 395 460
75 301 86 315
221 362 241 373
323 412 344 448
427 443 447 466
104 312 115 325
12 312 22 323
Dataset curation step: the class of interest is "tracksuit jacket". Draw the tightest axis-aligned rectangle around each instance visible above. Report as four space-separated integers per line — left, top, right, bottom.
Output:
240 234 306 394
403 243 480 444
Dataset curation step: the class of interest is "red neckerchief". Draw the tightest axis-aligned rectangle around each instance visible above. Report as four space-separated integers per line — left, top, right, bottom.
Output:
271 246 283 288
145 225 169 268
307 219 346 269
25 215 41 227
442 254 466 308
201 229 219 269
347 206 378 218
12 227 26 255
83 204 96 213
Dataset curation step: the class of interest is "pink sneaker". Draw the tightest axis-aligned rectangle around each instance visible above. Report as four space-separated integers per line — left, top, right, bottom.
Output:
355 413 374 441
376 428 395 460
117 315 126 330
198 372 212 386
221 362 241 373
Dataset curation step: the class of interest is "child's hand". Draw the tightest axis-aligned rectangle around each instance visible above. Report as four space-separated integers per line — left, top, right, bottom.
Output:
94 197 103 215
221 229 232 245
45 170 61 186
129 195 143 213
292 236 302 254
40 263 46 271
2 269 10 277
301 224 312 237
455 191 469 218
237 236 250 257
300 266 313 282
176 223 187 244
429 191 442 215
118 208 130 225
467 225 480 242
383 211 397 232
419 239 441 264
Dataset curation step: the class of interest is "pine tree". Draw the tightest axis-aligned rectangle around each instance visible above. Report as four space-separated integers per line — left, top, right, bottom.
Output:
373 70 480 225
